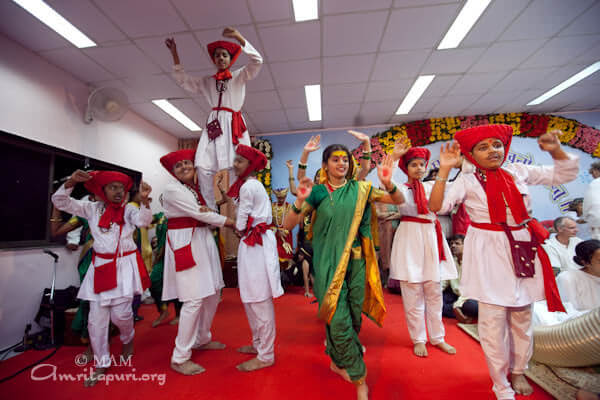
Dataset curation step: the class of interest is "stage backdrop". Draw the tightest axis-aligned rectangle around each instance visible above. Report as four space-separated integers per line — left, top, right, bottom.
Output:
263 129 596 223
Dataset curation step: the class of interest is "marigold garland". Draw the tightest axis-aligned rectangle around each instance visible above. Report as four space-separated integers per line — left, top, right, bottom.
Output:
252 138 273 195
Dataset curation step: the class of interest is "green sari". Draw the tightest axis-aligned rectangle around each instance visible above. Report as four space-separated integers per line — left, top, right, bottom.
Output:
71 217 92 339
304 180 386 383
149 213 168 310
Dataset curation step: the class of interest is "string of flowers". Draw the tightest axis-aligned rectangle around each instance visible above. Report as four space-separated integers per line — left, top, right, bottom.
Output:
352 112 600 172
252 138 273 195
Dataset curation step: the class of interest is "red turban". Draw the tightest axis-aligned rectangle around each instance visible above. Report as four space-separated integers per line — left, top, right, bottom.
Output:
227 144 267 199
84 171 133 228
399 147 431 175
454 124 512 167
207 40 242 81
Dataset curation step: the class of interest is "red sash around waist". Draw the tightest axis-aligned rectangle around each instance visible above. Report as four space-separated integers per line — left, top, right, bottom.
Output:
469 220 564 312
212 107 247 145
167 217 207 229
243 216 269 247
92 249 149 294
400 216 446 262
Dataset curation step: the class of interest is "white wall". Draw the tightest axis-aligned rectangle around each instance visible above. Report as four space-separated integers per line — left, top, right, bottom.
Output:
0 33 178 349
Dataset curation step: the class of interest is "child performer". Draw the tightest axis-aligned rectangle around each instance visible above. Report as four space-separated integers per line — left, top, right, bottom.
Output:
227 144 283 372
389 147 457 357
271 187 294 270
52 170 152 387
166 27 262 209
283 139 406 400
429 126 578 399
159 149 235 375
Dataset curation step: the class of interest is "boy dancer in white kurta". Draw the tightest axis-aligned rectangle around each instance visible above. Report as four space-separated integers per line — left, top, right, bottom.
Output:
52 170 152 387
166 27 262 209
159 149 235 375
429 125 578 400
389 147 457 357
228 144 283 372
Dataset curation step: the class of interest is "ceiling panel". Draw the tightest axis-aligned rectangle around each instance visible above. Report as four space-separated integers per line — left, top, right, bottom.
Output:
122 74 188 103
461 0 530 47
323 55 376 84
423 75 462 98
129 102 194 137
83 44 162 77
365 80 411 102
323 103 362 126
430 94 481 115
410 97 442 114
243 90 283 112
560 1 600 36
172 0 252 30
493 67 556 92
247 0 292 22
520 35 600 69
421 48 487 75
135 33 213 73
449 72 507 95
323 0 392 14
371 49 430 80
40 47 115 82
322 83 368 105
323 12 388 56
248 109 290 132
258 22 320 62
380 4 461 51
246 66 276 92
270 59 321 88
359 101 398 125
278 87 308 109
469 39 548 73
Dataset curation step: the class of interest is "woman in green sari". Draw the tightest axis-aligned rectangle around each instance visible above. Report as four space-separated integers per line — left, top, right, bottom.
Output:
284 141 407 400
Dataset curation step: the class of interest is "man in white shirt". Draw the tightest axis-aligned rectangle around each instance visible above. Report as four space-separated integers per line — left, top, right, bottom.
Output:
583 162 600 240
542 217 582 274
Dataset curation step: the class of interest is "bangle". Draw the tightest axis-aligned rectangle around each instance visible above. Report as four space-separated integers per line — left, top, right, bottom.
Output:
298 163 307 170
50 218 62 223
291 202 302 214
288 177 294 181
360 154 371 160
387 185 397 195
435 176 447 182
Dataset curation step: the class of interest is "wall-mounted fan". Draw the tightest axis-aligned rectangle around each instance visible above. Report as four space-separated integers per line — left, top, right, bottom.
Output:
84 87 129 123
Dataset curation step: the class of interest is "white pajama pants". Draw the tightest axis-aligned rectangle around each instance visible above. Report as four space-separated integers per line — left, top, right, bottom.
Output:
400 281 445 345
171 293 220 364
197 167 234 211
243 298 276 363
88 298 134 369
478 302 533 400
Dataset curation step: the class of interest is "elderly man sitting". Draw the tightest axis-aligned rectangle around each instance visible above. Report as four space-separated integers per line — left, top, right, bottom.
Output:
542 216 582 275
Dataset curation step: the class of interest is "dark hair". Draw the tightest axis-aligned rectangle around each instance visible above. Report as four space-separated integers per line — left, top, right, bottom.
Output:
567 198 584 212
322 144 355 180
448 234 465 244
590 161 600 172
422 168 439 182
573 239 600 266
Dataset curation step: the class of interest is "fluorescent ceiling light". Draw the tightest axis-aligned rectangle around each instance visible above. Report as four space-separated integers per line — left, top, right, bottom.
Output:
527 61 600 106
437 0 491 50
293 0 318 22
152 99 202 132
395 75 435 115
12 0 96 48
304 84 322 121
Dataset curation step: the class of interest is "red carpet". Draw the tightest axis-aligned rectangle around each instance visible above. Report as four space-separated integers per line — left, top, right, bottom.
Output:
0 288 553 399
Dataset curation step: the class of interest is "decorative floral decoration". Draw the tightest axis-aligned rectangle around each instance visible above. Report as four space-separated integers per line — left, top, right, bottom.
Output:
352 112 600 172
252 138 273 195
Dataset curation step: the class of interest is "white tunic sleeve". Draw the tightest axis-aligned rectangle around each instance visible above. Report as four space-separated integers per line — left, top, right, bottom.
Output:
505 153 579 186
172 64 209 96
438 174 467 215
235 40 263 83
125 203 152 228
583 178 600 226
236 182 254 231
162 185 227 227
51 184 95 220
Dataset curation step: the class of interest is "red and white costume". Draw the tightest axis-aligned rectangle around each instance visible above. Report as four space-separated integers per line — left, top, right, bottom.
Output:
159 150 227 365
172 40 262 210
438 125 578 399
389 148 457 346
52 171 151 369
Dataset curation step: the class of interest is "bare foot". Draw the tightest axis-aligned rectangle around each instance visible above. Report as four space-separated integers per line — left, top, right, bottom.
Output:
453 307 474 324
330 361 351 382
511 373 533 396
413 342 428 357
237 345 258 354
151 309 170 328
236 357 274 372
171 360 205 375
356 381 369 400
194 341 226 350
169 316 179 325
84 367 107 387
435 342 456 355
77 346 94 365
121 339 134 360
304 291 313 298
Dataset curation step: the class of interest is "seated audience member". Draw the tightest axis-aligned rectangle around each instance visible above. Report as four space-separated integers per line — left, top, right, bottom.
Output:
556 239 600 312
542 217 582 274
569 198 591 240
441 235 478 323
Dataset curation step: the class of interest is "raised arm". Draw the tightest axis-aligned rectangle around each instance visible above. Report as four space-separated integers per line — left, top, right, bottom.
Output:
283 177 314 230
429 142 461 212
297 135 321 180
163 186 234 228
375 155 405 204
224 27 263 82
51 170 95 219
347 130 372 181
167 37 207 95
286 160 297 196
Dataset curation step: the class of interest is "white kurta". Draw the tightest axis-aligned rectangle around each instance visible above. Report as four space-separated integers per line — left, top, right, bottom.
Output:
556 269 600 311
172 40 262 172
390 181 457 283
541 235 582 272
439 154 580 307
236 178 283 303
161 183 227 302
52 184 151 305
583 177 600 239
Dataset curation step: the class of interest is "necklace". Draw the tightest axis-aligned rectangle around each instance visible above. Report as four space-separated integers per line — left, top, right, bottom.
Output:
326 179 347 205
327 178 347 189
184 184 204 206
273 202 288 228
